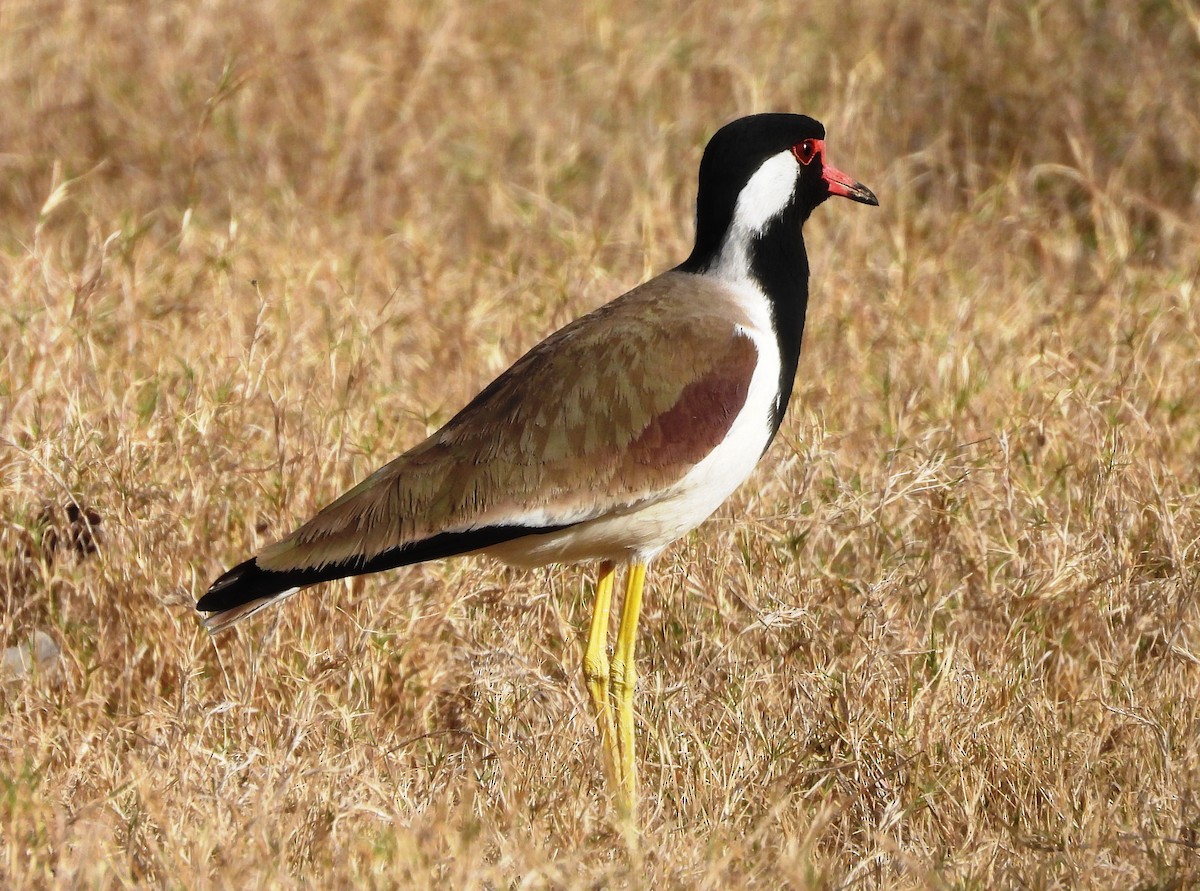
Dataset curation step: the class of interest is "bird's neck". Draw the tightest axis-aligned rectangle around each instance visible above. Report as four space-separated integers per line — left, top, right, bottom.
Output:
749 216 810 436
677 209 811 437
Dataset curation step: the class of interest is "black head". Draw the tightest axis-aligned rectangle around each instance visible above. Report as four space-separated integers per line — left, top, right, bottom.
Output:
681 113 877 270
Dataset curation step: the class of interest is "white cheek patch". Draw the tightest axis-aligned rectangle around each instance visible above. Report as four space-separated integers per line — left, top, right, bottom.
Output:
705 149 800 285
730 150 799 235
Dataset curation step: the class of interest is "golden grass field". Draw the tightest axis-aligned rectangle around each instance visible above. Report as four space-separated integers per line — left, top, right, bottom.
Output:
3 0 1200 886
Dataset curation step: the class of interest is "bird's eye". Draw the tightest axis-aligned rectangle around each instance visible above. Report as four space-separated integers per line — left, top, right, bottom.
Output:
792 139 818 166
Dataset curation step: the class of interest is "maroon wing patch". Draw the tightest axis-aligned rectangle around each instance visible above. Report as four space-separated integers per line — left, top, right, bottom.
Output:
626 333 758 468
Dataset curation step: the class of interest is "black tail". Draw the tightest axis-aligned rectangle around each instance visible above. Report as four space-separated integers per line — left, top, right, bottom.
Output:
194 552 394 631
196 557 339 613
195 522 576 631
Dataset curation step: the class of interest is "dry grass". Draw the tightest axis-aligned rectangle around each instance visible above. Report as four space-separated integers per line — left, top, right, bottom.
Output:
3 0 1200 886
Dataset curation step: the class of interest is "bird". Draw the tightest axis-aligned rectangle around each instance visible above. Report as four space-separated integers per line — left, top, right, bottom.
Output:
196 113 877 817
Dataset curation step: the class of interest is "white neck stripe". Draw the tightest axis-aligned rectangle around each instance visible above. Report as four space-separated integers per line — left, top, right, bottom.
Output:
731 151 798 235
702 150 798 288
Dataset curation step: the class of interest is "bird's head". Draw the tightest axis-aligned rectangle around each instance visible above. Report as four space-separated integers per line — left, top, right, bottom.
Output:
685 113 877 272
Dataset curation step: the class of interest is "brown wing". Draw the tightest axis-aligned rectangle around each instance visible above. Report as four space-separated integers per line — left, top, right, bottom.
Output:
256 271 760 573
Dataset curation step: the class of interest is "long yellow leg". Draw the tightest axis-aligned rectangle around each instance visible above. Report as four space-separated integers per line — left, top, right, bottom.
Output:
582 560 619 787
610 559 647 817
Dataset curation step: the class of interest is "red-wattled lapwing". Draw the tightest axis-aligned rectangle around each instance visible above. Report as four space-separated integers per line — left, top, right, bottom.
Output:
197 113 877 817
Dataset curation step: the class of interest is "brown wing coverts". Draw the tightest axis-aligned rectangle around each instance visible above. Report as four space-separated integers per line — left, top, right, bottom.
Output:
257 272 760 573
